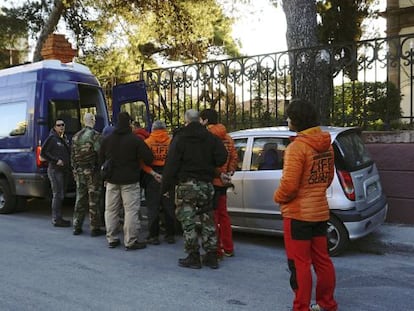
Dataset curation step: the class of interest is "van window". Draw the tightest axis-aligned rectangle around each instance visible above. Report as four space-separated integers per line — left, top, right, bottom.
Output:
334 130 373 171
120 101 149 130
79 85 107 132
0 101 27 137
49 85 108 134
251 137 289 171
49 100 81 135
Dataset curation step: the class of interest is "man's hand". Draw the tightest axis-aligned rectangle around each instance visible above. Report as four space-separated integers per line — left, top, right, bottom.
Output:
220 172 232 185
154 174 162 183
151 171 162 183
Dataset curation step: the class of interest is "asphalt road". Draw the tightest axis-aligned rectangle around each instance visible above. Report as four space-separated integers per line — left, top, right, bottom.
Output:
0 199 413 311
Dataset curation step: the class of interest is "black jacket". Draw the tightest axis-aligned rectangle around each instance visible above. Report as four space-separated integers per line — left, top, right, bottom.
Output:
161 122 227 194
41 129 71 171
99 126 153 185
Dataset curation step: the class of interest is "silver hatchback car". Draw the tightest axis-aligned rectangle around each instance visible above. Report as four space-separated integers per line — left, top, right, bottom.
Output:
228 126 388 256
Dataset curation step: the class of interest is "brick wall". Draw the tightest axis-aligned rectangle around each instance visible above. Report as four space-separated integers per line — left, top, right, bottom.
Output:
363 131 414 224
41 34 77 63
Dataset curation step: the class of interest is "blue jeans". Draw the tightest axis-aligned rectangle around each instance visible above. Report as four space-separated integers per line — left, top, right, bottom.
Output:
47 166 68 222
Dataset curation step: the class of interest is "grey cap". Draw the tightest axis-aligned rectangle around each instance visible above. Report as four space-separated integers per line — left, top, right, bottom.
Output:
152 120 167 131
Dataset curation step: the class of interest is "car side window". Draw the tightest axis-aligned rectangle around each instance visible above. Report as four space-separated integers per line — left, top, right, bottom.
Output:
233 138 248 171
251 137 290 171
0 101 27 137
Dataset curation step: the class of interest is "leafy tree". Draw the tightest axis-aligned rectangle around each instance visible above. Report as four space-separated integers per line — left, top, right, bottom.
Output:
316 0 375 80
280 0 378 124
332 81 402 129
5 0 238 76
282 0 331 123
316 0 374 44
0 8 28 67
81 0 239 77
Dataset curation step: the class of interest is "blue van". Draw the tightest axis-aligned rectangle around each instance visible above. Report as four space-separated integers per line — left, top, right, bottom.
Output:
0 60 111 213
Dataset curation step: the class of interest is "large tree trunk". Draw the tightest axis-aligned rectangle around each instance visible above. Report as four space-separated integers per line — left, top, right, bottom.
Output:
282 0 332 124
32 0 66 62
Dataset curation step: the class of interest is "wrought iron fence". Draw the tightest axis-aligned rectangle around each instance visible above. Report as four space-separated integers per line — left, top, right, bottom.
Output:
101 33 414 131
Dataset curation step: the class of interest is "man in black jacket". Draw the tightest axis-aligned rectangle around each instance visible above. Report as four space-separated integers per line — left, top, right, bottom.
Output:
161 109 227 269
41 118 71 227
99 112 154 250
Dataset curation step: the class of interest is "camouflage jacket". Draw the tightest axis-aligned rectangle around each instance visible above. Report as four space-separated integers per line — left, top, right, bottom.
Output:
71 126 102 170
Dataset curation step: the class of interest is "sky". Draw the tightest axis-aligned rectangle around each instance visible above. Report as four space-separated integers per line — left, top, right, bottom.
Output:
220 0 287 55
1 0 386 59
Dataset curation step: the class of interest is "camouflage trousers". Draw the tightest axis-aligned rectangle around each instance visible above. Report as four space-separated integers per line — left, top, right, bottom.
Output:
73 168 102 231
175 179 217 254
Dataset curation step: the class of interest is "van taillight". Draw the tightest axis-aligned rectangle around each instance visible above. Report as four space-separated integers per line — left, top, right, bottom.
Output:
36 146 47 168
337 170 355 201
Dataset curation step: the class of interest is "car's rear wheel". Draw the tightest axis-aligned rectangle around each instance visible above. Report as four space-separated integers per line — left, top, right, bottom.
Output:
327 215 349 257
0 179 17 214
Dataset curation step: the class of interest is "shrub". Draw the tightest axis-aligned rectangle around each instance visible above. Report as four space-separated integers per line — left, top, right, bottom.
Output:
331 81 402 130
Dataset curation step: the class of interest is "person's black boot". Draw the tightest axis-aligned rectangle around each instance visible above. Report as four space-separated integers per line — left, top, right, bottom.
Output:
73 228 83 235
202 251 219 269
53 218 71 227
90 228 106 237
178 252 201 269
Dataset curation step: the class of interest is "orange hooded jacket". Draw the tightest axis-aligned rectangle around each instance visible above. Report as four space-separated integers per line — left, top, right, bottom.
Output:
207 123 238 187
141 128 171 173
133 128 150 140
274 126 334 222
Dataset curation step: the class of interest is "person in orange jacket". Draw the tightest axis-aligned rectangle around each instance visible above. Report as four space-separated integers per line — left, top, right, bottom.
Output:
274 99 337 311
141 120 176 245
200 109 238 259
132 121 150 140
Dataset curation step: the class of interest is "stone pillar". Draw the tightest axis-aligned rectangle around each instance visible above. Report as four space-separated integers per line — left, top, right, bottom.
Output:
40 34 77 63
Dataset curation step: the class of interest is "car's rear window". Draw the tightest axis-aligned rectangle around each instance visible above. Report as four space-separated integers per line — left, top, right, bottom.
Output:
334 130 373 171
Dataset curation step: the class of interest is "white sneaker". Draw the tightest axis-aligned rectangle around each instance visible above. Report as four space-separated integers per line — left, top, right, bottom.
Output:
310 304 326 311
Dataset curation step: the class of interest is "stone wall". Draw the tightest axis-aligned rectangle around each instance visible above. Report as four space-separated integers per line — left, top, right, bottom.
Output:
362 131 414 224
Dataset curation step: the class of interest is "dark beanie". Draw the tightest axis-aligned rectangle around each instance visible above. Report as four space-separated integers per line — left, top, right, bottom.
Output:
117 112 132 129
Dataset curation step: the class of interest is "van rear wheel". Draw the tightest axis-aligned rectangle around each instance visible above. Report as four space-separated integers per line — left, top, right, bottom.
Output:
327 215 349 257
0 179 17 214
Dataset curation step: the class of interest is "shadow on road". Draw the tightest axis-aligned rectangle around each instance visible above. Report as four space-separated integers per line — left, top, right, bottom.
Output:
18 197 75 217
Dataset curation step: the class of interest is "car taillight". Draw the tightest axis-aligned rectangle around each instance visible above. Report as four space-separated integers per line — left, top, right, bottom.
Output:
36 146 48 168
337 170 355 201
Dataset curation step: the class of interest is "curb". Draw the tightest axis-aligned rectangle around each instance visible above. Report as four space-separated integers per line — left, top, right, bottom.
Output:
355 239 414 255
351 224 414 255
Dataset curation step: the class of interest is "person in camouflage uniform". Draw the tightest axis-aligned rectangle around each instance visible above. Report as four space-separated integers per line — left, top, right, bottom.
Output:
161 109 227 269
71 113 105 237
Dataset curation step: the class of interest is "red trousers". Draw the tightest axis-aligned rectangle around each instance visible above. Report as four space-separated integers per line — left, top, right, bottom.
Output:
283 218 338 311
214 194 234 256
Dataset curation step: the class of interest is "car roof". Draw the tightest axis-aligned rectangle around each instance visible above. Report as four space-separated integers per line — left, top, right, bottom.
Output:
229 126 358 141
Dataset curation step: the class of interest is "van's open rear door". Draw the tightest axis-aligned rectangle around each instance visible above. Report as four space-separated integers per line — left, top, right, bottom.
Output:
112 80 152 131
